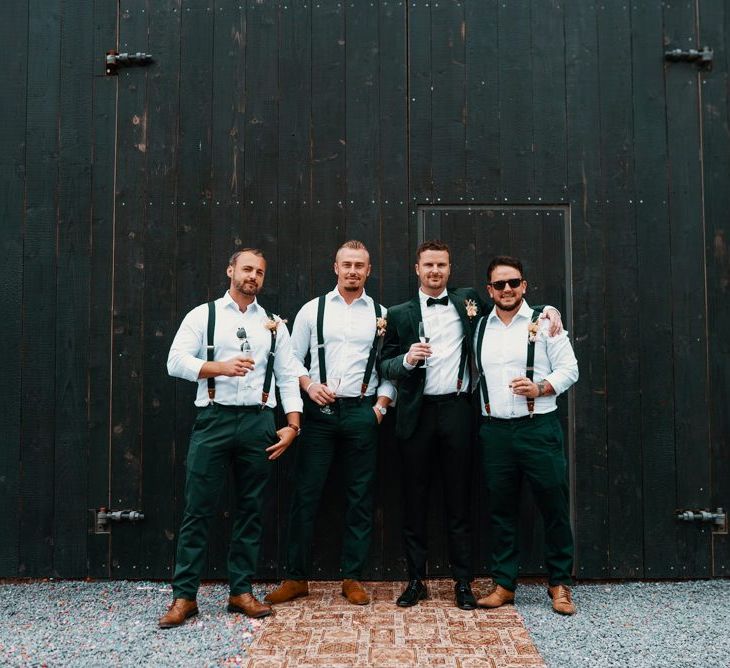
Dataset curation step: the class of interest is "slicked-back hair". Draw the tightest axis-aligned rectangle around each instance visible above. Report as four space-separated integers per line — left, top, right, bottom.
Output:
487 255 524 282
229 247 265 266
335 239 370 260
416 240 451 263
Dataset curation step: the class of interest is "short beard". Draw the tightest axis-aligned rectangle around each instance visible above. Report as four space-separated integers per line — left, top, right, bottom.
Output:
496 297 521 312
342 284 360 292
234 279 259 296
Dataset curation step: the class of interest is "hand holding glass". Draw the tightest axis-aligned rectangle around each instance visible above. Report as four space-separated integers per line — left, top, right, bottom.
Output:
418 322 431 367
320 377 341 415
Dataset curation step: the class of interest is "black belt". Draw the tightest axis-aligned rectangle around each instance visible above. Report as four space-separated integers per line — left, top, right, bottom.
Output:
334 396 376 406
422 392 466 403
481 412 554 424
201 403 271 413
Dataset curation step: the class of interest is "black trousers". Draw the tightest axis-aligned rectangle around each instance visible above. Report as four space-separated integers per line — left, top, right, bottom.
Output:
398 393 474 581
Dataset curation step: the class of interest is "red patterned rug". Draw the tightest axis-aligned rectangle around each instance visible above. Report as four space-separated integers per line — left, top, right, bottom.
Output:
241 579 544 667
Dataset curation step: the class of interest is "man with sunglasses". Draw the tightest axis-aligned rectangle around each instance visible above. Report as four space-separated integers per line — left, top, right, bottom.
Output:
379 241 561 610
474 256 578 615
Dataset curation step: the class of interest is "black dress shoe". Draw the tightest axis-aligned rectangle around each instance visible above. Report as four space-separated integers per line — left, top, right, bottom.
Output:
396 579 428 607
455 580 477 610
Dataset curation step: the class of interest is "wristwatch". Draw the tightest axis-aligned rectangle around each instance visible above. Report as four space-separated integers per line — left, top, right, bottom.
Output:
374 405 387 416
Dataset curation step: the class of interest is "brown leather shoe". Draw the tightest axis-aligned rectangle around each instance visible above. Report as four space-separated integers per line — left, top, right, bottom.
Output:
158 598 198 629
548 584 576 615
477 585 515 608
342 579 370 605
227 592 273 618
264 579 309 604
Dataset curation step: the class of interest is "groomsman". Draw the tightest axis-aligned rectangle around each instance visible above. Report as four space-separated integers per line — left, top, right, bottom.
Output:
474 255 578 615
265 240 395 606
159 248 302 628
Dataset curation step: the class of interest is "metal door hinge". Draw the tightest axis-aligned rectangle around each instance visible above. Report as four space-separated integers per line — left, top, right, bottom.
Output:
89 507 145 534
105 50 154 76
664 46 713 70
676 508 727 533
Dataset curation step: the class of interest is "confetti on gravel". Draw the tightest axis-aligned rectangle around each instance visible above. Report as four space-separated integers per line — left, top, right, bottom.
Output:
516 580 730 668
0 581 268 667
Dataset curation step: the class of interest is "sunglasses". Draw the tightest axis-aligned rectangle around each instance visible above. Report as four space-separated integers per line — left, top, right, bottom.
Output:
487 278 523 290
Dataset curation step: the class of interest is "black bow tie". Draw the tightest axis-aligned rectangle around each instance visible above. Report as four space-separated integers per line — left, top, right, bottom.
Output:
426 296 449 307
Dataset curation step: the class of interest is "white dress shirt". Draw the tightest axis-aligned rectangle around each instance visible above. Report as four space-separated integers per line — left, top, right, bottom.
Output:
474 299 578 418
290 287 396 400
403 289 470 396
167 290 304 412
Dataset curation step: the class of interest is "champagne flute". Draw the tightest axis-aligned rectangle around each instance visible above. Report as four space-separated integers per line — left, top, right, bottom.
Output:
418 321 431 368
240 338 255 390
320 377 341 415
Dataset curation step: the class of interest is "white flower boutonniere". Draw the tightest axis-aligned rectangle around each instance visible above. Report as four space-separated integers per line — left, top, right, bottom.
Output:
465 299 479 319
527 321 540 343
376 316 387 337
263 315 287 336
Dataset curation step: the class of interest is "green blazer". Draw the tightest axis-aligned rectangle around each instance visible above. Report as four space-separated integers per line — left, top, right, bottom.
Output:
380 287 484 440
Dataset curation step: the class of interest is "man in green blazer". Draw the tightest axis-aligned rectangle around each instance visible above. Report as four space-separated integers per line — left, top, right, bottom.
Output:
380 240 483 609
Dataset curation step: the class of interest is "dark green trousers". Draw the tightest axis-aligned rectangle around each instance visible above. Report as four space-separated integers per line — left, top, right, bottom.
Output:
285 396 379 580
172 404 278 599
478 412 573 591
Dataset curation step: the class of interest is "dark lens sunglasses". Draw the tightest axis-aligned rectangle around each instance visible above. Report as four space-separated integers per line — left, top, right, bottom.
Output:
488 278 523 290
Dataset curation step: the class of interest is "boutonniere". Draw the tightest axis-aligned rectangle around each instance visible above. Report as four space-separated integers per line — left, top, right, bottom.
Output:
263 315 287 336
527 321 540 343
376 316 387 337
465 299 479 319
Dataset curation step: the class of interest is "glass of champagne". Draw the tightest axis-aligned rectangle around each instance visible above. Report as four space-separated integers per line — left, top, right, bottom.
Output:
418 321 430 368
320 377 341 415
240 338 255 390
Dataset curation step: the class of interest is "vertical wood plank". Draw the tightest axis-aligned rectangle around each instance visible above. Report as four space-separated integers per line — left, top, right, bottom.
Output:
87 0 118 579
309 0 346 297
664 0 712 578
597 1 643 578
465 0 500 202
630 0 679 578
698 0 730 576
19 0 61 577
54 0 95 576
0 0 29 576
565 0 610 579
498 0 533 200
109 0 150 577
431 0 466 203
139 0 182 580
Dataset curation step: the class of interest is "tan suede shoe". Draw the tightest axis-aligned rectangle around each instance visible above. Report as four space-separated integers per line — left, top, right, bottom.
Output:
548 584 576 615
476 585 515 608
158 598 198 629
227 592 273 618
264 579 309 604
342 579 370 605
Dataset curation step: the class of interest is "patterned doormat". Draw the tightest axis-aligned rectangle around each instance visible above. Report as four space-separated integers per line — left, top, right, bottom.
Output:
241 579 544 667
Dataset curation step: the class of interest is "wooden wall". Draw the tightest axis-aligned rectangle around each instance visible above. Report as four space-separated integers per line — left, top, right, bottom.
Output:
0 0 728 580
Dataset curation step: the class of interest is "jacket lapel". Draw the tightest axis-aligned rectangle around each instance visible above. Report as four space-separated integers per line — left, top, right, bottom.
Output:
406 297 421 341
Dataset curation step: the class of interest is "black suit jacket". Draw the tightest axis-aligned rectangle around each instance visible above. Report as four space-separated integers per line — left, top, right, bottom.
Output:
379 287 484 440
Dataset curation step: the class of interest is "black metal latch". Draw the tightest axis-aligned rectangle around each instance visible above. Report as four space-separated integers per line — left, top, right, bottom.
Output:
105 50 154 76
676 507 727 533
664 46 713 70
89 507 145 534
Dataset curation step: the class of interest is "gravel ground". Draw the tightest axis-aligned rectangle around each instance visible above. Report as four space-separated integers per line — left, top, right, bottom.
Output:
1 579 729 666
0 581 267 667
517 580 730 668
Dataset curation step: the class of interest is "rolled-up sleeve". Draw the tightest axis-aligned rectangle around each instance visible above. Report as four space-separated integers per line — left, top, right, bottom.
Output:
167 305 207 382
544 330 579 395
273 323 305 414
289 301 314 370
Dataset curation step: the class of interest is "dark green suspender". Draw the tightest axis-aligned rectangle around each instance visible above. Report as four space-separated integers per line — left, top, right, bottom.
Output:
316 295 382 398
476 307 542 417
206 301 277 407
207 302 216 402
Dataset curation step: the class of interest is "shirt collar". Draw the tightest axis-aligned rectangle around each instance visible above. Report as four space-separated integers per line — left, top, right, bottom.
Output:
328 286 371 306
223 290 260 313
419 288 448 304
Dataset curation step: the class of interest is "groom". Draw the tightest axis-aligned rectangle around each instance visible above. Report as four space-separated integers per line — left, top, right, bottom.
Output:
380 240 482 609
